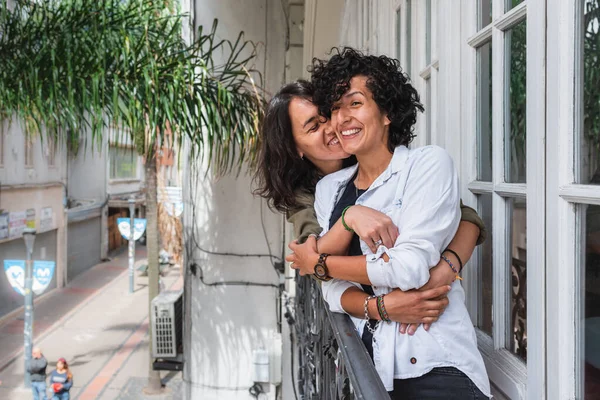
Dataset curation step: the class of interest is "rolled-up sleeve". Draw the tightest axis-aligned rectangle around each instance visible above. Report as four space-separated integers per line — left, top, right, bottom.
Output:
365 146 461 291
314 181 357 313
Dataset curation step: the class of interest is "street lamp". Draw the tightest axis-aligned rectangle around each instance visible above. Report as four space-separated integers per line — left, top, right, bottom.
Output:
22 228 36 388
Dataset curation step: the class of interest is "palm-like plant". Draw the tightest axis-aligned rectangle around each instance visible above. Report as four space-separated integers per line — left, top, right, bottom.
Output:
0 0 264 391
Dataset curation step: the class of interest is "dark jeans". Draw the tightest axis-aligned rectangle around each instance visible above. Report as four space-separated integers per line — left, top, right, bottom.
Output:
388 367 489 400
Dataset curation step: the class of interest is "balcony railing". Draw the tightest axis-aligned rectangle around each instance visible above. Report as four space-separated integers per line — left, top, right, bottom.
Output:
294 275 390 400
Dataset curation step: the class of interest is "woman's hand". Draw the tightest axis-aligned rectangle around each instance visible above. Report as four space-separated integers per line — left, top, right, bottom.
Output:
343 205 399 252
286 235 320 276
399 261 457 334
385 285 450 335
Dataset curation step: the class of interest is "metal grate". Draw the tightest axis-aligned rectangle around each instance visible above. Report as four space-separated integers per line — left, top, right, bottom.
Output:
151 289 183 358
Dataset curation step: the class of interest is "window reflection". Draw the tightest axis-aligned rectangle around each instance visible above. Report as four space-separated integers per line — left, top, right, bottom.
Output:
584 205 600 397
477 41 493 181
581 0 600 185
507 21 527 183
478 193 493 336
509 197 527 360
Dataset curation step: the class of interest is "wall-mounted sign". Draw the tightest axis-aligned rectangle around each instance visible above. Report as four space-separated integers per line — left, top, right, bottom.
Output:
3 260 56 296
117 218 147 241
8 211 26 239
39 207 54 232
0 213 8 240
26 208 36 229
159 187 183 218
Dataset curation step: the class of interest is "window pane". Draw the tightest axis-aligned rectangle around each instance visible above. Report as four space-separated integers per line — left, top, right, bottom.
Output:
506 0 524 12
583 205 600 397
477 41 493 181
426 0 432 65
479 0 492 30
110 146 137 179
406 0 412 77
506 21 527 183
396 8 401 60
478 193 493 336
508 197 527 361
580 1 600 185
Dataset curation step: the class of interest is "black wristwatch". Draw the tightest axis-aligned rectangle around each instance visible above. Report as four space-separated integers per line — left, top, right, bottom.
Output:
314 253 332 281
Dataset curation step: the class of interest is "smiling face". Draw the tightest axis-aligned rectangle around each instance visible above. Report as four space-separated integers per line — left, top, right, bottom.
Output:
288 97 349 174
331 75 391 157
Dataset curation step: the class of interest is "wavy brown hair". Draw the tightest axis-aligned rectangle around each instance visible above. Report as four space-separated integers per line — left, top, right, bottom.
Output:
253 80 323 213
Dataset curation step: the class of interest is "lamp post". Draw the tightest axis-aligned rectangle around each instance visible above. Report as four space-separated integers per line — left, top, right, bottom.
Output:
22 227 36 388
128 197 135 293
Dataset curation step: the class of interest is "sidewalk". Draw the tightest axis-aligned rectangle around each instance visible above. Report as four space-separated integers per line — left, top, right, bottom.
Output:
0 247 183 400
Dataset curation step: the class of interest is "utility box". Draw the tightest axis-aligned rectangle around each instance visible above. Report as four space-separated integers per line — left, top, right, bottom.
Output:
151 289 183 358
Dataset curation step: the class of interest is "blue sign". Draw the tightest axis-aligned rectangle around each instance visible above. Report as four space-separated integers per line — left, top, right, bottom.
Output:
3 260 56 296
33 261 55 295
117 218 147 241
4 260 26 295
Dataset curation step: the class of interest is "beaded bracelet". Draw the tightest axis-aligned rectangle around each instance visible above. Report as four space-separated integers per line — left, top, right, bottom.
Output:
440 254 463 281
376 295 391 323
443 248 463 272
364 295 379 334
341 206 354 232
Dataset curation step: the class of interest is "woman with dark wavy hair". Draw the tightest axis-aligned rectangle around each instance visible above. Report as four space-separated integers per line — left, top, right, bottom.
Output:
254 78 487 336
286 48 491 398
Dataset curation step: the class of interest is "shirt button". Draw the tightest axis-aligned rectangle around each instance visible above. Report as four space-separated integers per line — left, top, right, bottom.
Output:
410 357 417 365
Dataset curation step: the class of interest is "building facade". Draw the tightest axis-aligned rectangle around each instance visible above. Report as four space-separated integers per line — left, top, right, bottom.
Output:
303 0 600 398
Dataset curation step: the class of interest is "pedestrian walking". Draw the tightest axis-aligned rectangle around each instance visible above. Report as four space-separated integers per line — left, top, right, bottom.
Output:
28 347 47 400
48 358 72 400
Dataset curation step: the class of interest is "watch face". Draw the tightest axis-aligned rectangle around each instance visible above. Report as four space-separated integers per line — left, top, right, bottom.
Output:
314 264 327 278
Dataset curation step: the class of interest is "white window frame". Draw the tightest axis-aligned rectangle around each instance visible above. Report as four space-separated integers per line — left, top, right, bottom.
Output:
464 1 547 398
546 1 600 398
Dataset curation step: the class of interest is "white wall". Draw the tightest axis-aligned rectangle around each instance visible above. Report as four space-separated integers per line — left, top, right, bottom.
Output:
184 1 287 399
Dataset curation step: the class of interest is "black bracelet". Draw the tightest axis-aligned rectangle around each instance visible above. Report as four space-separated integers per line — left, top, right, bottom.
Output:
443 248 463 273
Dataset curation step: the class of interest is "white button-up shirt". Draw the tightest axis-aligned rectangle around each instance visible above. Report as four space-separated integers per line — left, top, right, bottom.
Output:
315 145 491 396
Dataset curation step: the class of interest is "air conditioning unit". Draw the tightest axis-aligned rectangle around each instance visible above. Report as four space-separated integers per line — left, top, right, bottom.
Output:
151 289 183 370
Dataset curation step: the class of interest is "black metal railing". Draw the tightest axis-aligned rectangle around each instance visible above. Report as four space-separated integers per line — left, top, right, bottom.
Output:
294 276 389 400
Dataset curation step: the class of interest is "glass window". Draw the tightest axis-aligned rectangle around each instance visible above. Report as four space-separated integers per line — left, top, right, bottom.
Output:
396 7 402 60
580 0 600 185
425 79 432 145
506 20 527 183
406 0 412 77
479 0 492 30
509 197 527 361
582 204 600 397
25 136 34 168
426 0 432 65
506 0 524 12
110 146 138 180
478 193 494 336
0 119 4 166
477 41 493 181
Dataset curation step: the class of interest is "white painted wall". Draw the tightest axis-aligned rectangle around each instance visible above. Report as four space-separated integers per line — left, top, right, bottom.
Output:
184 1 287 399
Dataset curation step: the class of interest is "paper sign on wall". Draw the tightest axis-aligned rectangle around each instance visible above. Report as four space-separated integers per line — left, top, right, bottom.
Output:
0 213 8 240
8 211 26 239
39 207 54 232
26 208 36 229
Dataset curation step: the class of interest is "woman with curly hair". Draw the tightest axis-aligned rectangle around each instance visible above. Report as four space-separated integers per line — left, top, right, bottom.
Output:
255 77 487 335
285 48 491 398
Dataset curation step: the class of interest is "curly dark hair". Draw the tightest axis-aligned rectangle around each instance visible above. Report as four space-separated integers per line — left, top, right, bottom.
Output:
252 80 324 213
310 47 424 150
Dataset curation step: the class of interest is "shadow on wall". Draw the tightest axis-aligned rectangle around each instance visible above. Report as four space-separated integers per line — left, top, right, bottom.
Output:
184 161 283 399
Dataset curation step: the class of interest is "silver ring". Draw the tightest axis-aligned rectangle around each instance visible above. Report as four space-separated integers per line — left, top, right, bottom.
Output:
289 262 295 269
373 239 383 247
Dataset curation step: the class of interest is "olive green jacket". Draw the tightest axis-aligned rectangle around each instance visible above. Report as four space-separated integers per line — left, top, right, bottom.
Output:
287 191 487 245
